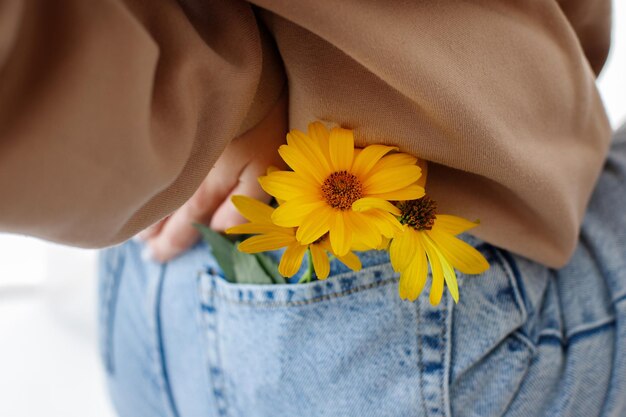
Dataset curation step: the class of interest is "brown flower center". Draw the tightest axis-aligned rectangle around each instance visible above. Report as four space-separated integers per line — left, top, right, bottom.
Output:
397 196 438 231
321 171 363 210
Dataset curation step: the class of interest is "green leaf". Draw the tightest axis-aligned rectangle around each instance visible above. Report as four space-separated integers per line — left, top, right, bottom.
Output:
231 246 274 285
193 223 236 282
255 252 286 284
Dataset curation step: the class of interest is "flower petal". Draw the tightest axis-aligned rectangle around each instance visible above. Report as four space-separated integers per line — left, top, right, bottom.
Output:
271 196 325 227
258 171 316 201
278 242 308 277
328 127 354 171
295 207 332 244
266 165 280 175
310 243 330 279
427 228 489 274
238 233 295 253
288 130 332 178
278 144 325 184
420 233 445 306
352 144 398 178
226 223 290 235
439 253 459 303
346 212 382 250
361 209 403 238
329 212 352 256
318 238 361 272
368 184 425 201
352 197 401 216
349 242 371 251
230 195 274 224
337 251 362 271
433 215 480 236
389 226 416 271
307 121 330 141
308 122 331 161
377 236 391 251
363 165 422 194
399 246 428 301
423 232 460 303
367 153 418 176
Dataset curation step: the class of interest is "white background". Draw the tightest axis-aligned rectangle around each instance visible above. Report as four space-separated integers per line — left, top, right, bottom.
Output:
1 3 625 416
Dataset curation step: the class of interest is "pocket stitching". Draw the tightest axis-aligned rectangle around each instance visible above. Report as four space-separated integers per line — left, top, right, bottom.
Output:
200 262 399 308
197 271 231 416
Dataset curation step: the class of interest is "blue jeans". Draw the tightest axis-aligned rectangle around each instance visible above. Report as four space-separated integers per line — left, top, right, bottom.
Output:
98 126 626 417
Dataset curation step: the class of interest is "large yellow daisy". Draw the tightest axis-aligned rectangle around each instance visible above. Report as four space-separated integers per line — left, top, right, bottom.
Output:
259 122 425 256
390 196 490 305
225 195 361 278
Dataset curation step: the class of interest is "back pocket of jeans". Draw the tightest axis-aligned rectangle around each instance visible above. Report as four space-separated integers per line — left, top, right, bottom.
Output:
197 263 424 417
449 246 537 417
97 244 126 374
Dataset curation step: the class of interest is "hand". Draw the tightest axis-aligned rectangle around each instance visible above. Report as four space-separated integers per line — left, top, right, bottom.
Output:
137 94 287 262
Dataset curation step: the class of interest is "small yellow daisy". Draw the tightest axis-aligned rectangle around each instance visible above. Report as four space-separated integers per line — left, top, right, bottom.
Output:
225 195 361 278
390 196 490 305
259 122 425 257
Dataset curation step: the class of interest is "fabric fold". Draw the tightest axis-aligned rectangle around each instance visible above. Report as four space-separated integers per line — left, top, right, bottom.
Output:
0 0 612 267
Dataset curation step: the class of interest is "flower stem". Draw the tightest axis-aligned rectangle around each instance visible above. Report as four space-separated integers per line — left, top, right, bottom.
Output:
298 249 314 284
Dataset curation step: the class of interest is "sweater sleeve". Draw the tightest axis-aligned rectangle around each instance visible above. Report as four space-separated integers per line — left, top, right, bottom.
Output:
0 0 285 247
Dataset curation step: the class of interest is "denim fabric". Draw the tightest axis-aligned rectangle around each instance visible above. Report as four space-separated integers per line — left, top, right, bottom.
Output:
98 127 626 417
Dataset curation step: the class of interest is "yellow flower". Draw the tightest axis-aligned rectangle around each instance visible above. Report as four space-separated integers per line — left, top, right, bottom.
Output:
259 122 425 257
389 196 490 305
225 195 361 278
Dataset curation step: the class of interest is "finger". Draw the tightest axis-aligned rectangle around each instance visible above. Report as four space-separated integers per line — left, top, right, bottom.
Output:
146 183 226 262
210 177 271 232
146 93 287 261
210 145 280 231
146 207 203 262
134 217 168 241
144 144 252 261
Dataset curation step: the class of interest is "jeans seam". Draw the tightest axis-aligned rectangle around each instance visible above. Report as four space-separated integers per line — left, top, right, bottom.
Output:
198 273 230 416
152 263 180 417
442 295 453 417
416 300 429 417
498 331 536 417
494 249 529 325
536 328 562 341
440 301 445 417
613 292 626 305
511 330 538 354
537 318 616 347
99 245 125 375
203 271 399 308
439 297 448 417
491 247 534 351
415 295 450 417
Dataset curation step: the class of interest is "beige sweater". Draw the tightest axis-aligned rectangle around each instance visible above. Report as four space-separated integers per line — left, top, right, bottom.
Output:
0 0 612 267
